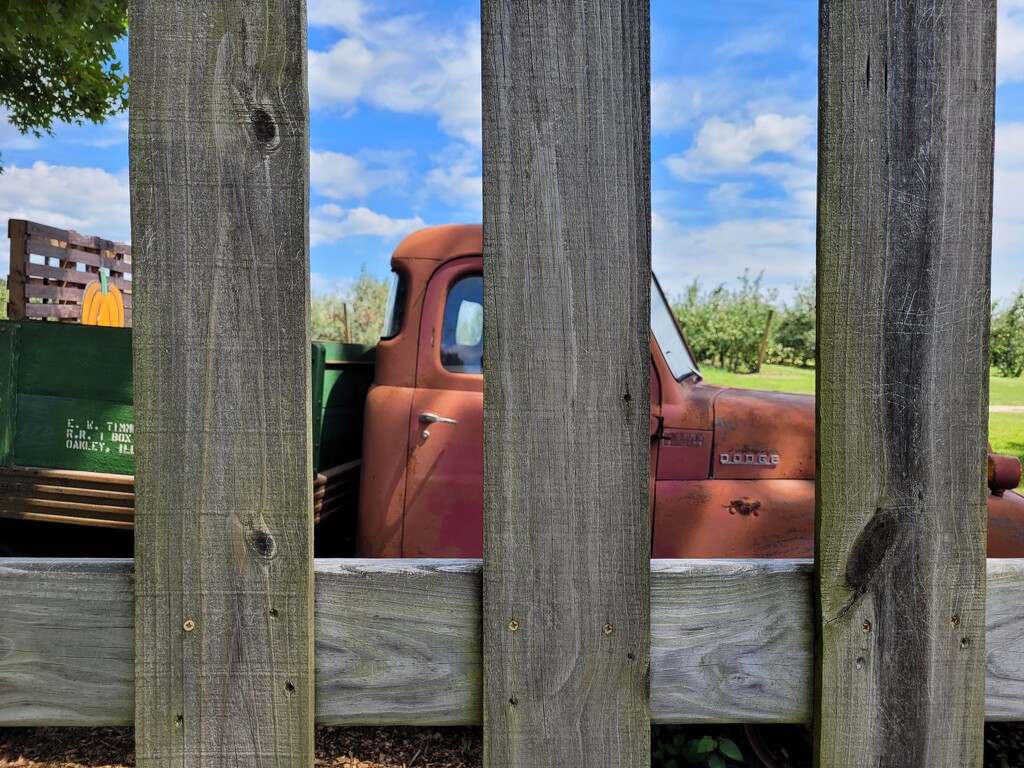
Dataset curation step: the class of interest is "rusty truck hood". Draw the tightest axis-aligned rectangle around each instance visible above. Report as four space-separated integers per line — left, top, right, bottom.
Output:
711 387 816 480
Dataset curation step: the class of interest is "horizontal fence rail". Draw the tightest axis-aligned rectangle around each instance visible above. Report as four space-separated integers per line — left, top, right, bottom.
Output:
3 558 1024 727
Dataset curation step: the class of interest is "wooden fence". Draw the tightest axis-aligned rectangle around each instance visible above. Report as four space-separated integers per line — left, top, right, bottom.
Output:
7 219 132 324
0 0 1009 767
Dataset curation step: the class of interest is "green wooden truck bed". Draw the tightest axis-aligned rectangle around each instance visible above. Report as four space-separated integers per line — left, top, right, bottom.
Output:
0 319 374 531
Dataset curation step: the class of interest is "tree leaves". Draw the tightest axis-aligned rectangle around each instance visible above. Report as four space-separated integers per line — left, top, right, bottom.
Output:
0 0 128 168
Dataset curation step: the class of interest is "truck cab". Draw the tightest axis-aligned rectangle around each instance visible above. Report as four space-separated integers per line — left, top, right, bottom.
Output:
356 224 1024 559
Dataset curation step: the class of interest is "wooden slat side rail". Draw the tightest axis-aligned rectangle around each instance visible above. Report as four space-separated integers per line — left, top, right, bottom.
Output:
7 220 27 320
481 1 652 765
816 1 996 765
28 241 131 275
129 1 312 766
7 219 133 324
0 465 354 529
24 263 132 291
5 559 1024 727
26 284 133 307
25 221 132 258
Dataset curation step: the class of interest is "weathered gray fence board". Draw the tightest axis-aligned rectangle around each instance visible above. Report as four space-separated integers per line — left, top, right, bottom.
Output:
982 559 1024 721
0 559 134 725
816 0 996 764
5 558 1024 726
481 0 652 765
650 560 813 724
129 1 313 766
315 560 482 725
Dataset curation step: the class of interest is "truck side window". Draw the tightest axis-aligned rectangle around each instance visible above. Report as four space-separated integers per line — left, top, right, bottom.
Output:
381 272 406 340
441 275 483 374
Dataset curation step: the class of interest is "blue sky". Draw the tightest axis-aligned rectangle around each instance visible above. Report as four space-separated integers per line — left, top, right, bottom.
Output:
1 0 1022 302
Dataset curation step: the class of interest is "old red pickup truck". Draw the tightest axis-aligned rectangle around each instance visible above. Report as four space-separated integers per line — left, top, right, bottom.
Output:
1 222 1022 558
355 224 1024 559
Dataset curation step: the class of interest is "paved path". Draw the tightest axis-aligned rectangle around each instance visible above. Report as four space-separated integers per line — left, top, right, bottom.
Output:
990 406 1024 413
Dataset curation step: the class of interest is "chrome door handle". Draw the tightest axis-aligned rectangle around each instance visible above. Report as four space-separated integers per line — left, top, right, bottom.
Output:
419 412 459 425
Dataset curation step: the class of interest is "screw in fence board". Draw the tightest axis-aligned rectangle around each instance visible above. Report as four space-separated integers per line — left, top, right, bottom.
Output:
481 1 652 766
815 1 994 766
128 2 313 767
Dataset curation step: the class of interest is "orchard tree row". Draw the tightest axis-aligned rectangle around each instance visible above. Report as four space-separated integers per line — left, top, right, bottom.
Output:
672 272 816 373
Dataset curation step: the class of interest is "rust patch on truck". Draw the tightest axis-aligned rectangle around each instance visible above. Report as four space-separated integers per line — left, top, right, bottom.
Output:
726 498 761 516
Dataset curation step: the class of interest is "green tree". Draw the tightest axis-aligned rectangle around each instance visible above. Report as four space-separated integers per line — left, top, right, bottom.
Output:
1 0 128 167
673 271 777 373
772 276 816 367
311 267 390 345
991 288 1024 378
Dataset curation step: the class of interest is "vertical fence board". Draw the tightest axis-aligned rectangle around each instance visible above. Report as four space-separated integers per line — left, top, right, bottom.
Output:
7 219 26 321
815 0 995 765
481 2 652 766
128 2 312 766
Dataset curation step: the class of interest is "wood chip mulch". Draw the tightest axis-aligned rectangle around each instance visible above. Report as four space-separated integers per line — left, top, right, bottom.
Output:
0 727 482 768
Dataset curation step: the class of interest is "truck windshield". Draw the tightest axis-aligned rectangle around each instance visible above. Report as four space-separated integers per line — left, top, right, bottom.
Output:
651 275 699 381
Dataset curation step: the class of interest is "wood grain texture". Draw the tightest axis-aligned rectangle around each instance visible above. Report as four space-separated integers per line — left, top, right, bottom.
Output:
314 560 482 725
6 558 1024 726
6 220 27 321
651 560 812 724
0 559 134 725
481 1 652 765
128 2 312 767
815 1 995 765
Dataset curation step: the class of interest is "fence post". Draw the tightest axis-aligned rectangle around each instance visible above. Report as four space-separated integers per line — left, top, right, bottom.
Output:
481 1 652 765
815 0 994 765
128 2 313 766
7 219 26 320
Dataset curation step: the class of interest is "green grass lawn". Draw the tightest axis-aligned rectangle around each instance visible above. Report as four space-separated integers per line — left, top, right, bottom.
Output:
989 369 1024 406
700 364 1024 464
698 363 816 395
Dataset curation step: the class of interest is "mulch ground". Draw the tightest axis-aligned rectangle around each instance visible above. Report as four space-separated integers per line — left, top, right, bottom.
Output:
0 727 482 768
4 724 1023 767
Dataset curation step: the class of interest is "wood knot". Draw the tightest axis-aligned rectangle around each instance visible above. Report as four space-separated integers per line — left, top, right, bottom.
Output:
246 526 278 561
845 507 899 594
250 108 279 149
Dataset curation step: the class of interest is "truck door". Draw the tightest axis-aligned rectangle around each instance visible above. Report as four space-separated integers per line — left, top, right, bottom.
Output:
402 257 484 556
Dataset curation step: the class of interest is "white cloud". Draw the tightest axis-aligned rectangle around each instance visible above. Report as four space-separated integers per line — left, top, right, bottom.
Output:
0 161 132 276
423 144 482 212
651 75 739 134
715 27 785 58
310 204 424 247
993 122 1024 297
308 15 482 145
310 271 354 297
665 114 814 180
998 0 1024 84
308 0 363 32
652 212 815 299
310 149 407 200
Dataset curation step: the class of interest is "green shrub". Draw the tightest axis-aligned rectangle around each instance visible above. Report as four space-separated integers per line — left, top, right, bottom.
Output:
991 288 1024 378
652 725 745 768
672 271 777 373
771 276 815 368
311 266 389 345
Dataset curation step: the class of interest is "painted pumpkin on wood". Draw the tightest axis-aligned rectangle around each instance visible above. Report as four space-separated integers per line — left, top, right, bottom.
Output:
81 270 125 328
